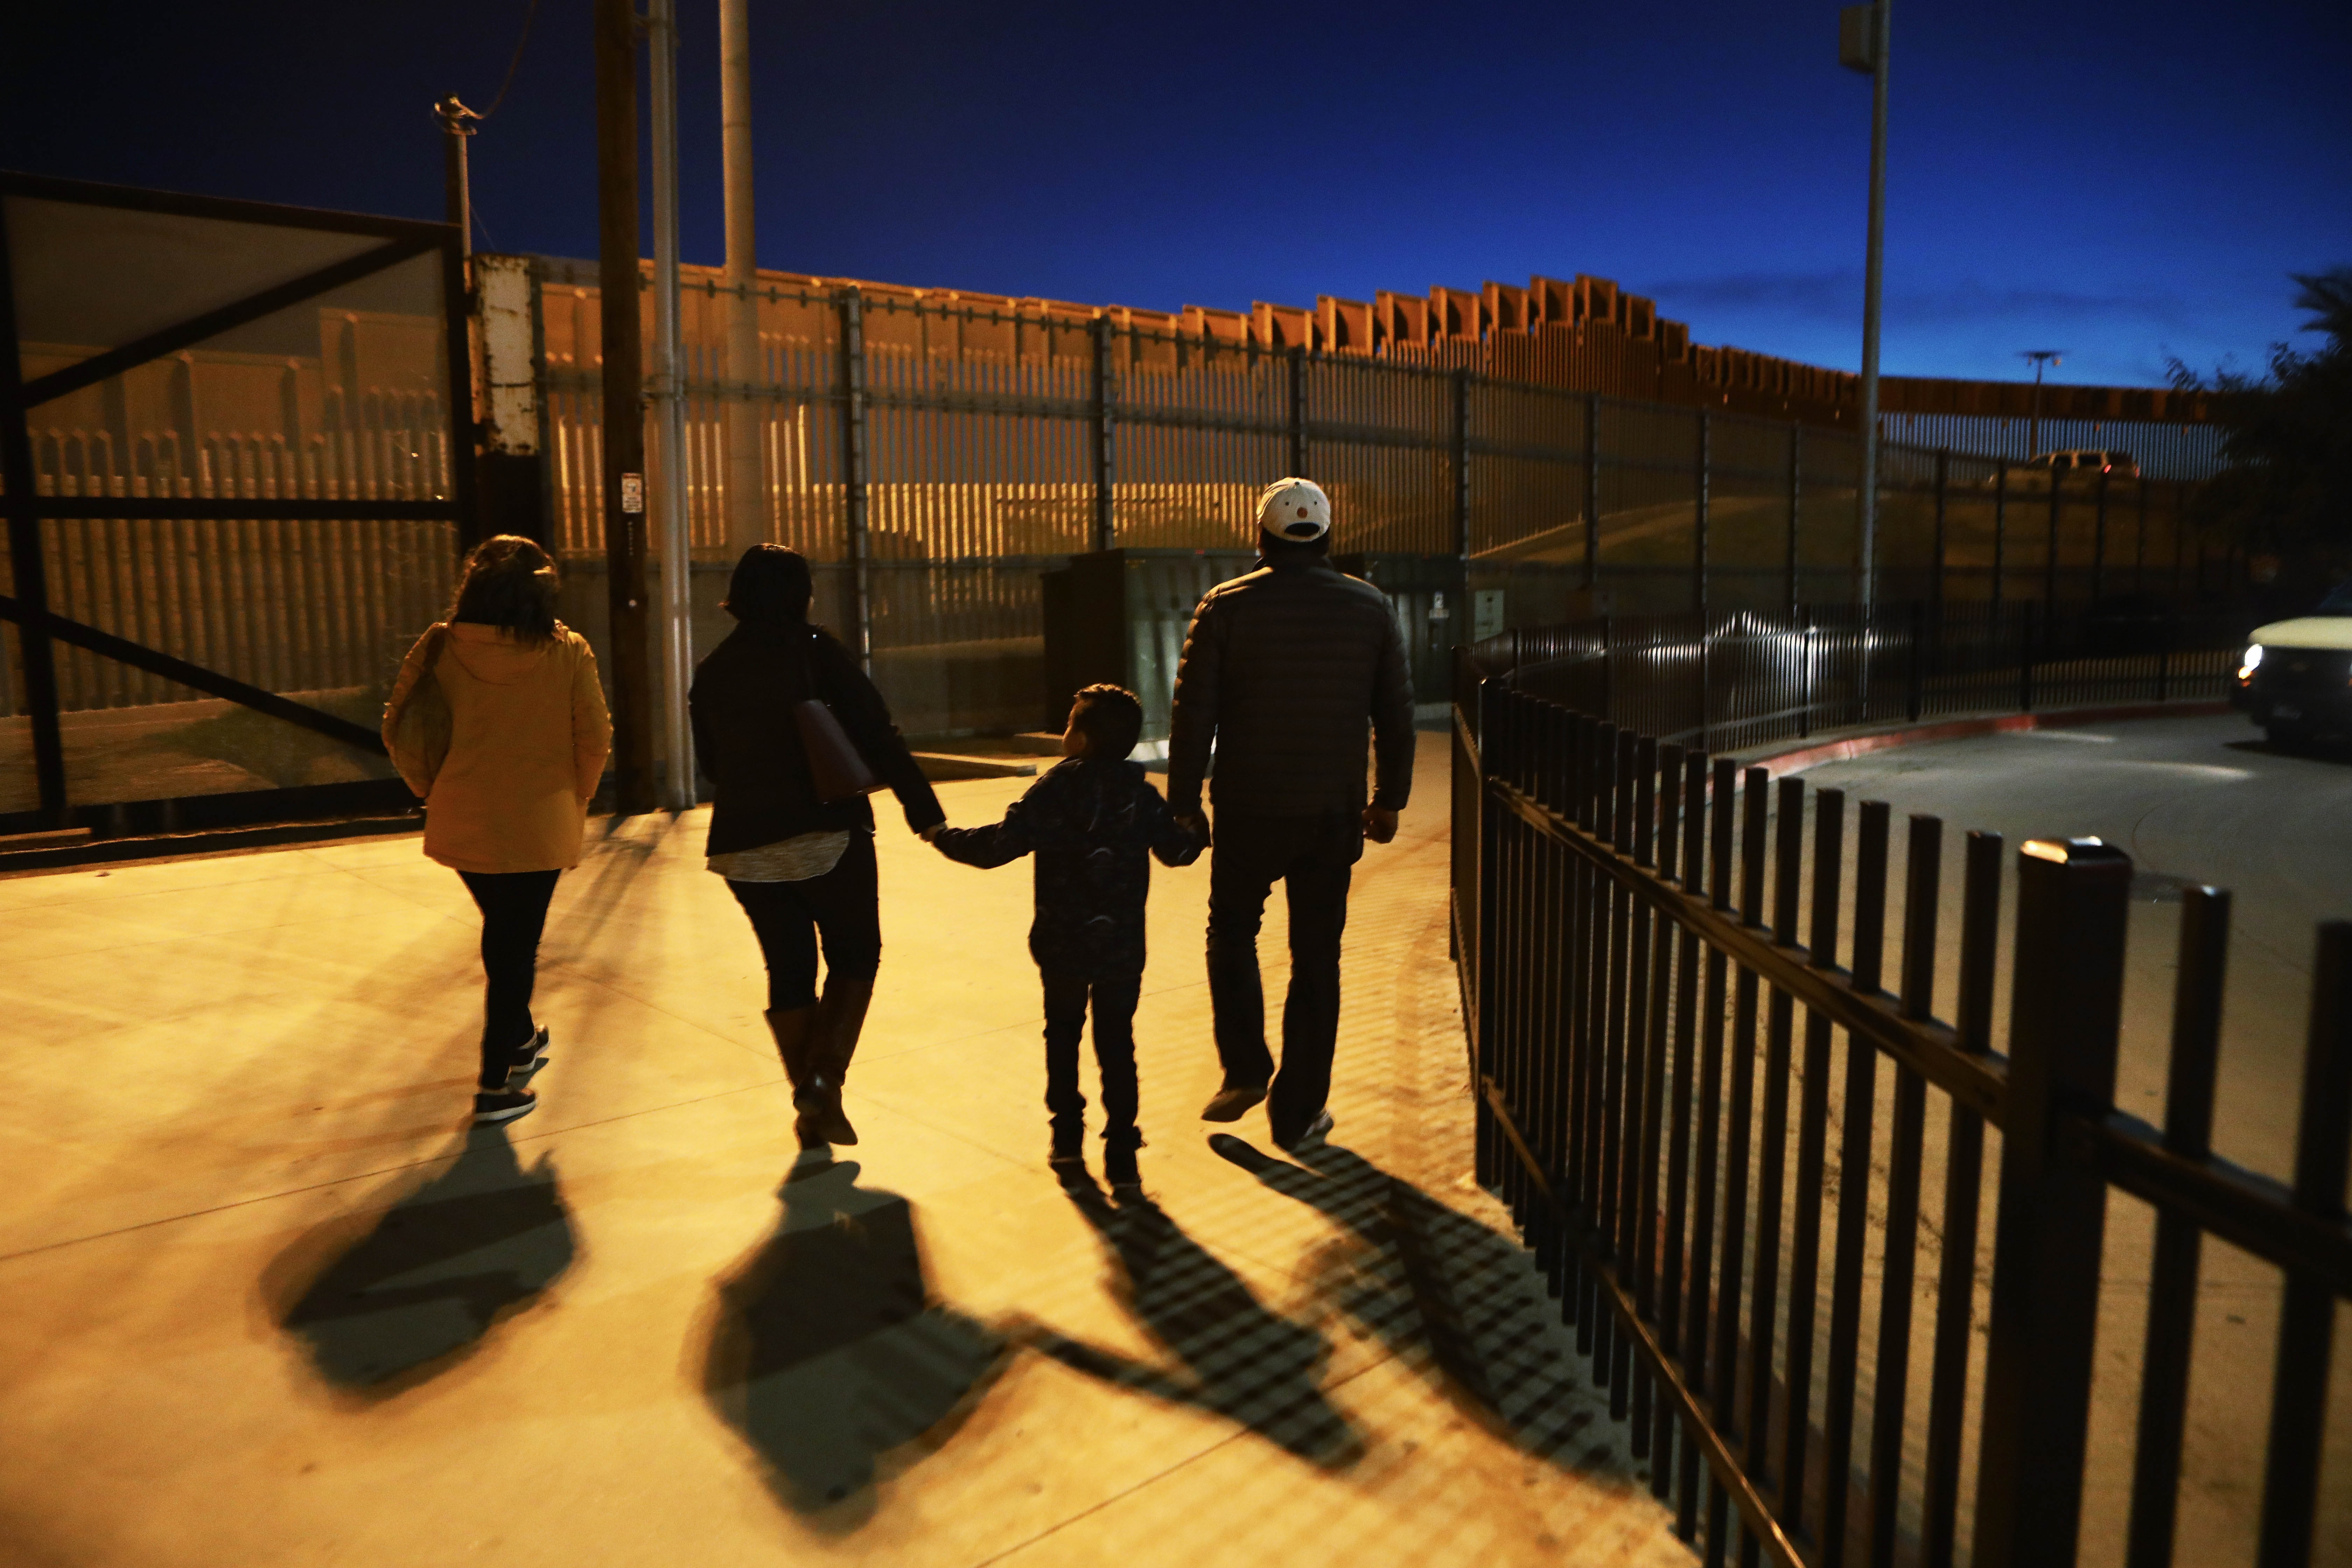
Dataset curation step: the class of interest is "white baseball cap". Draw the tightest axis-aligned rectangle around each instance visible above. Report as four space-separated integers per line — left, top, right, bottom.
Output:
1255 477 1331 541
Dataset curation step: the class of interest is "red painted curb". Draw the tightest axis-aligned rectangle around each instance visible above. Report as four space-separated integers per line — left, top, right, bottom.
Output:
1742 701 2236 779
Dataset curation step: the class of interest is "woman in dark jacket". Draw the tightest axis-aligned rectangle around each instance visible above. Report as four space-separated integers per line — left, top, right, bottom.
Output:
690 546 945 1149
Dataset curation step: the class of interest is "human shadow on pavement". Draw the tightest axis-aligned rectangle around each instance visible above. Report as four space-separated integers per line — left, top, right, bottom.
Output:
1023 1172 1362 1468
1210 1134 1607 1467
266 1125 575 1397
703 1156 1009 1530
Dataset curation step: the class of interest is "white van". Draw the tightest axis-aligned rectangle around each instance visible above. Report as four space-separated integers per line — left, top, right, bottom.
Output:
2232 580 2352 747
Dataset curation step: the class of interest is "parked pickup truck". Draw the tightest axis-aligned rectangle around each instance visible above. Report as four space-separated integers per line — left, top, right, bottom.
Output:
1984 450 2143 491
2232 580 2352 746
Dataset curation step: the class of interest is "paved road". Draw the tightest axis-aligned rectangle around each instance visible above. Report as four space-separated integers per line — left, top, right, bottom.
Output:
1764 712 2352 1562
1780 710 2352 1180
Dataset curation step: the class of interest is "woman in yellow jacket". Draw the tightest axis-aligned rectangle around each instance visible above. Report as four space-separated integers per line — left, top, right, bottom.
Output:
384 536 612 1125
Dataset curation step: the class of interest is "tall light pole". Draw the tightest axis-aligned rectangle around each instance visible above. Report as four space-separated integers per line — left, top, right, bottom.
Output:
1841 1 1890 610
720 0 764 561
648 0 695 811
2021 349 2063 460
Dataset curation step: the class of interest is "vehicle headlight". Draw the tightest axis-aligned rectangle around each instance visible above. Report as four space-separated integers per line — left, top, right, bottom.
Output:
2242 643 2263 673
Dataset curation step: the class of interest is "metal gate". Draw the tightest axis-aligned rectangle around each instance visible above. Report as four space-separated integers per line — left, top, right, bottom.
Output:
0 172 473 838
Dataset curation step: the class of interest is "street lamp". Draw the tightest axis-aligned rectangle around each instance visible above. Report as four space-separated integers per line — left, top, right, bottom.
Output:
2019 349 2063 461
1841 2 1889 611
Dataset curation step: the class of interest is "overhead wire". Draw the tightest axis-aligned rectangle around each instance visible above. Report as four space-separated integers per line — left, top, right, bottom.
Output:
457 0 543 250
476 0 542 121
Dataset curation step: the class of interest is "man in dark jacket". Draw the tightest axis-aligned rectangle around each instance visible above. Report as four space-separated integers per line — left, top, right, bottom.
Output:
1165 477 1415 1151
932 685 1202 1189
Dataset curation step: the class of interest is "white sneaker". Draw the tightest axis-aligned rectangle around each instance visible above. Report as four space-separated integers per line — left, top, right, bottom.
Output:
511 1027 551 1078
1278 1110 1334 1153
472 1086 537 1125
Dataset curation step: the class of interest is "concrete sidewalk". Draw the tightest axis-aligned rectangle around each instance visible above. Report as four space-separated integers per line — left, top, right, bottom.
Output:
0 734 1688 1568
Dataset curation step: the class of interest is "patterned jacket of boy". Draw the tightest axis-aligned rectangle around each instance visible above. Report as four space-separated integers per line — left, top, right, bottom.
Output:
932 757 1202 977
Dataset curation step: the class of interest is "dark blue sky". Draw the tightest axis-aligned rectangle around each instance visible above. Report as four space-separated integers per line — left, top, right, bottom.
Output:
6 1 2345 388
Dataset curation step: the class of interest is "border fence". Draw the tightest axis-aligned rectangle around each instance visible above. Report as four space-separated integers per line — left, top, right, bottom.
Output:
531 266 2216 594
1450 617 2350 1567
520 265 2224 747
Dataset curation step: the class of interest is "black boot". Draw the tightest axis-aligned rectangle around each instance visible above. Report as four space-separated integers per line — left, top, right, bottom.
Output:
1048 1114 1085 1169
801 978 873 1146
764 1007 822 1148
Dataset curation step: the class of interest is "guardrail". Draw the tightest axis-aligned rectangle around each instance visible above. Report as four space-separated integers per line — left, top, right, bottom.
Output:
1472 598 2249 758
1449 636 2348 1567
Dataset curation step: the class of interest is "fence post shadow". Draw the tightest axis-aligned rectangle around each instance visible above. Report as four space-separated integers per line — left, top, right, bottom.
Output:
1207 1134 1626 1477
1023 1171 1364 1470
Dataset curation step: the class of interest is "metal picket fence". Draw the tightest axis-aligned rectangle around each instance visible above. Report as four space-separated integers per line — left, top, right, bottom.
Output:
1449 634 2350 1568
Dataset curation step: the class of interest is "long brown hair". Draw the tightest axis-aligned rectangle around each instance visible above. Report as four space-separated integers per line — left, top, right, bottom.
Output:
448 535 559 642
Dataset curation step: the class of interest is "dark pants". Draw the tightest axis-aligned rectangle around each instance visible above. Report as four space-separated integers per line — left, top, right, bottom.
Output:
725 833 882 1011
457 869 561 1090
1204 810 1362 1143
1041 967 1142 1148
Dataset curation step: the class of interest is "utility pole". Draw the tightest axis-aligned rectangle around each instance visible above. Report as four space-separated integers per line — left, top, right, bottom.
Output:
648 0 695 811
720 0 765 560
434 93 491 552
2021 349 2063 460
433 96 478 264
1841 0 1890 610
596 0 654 815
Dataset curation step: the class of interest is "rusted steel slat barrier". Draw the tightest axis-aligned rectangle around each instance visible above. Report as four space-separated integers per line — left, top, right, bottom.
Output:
1448 643 2352 1568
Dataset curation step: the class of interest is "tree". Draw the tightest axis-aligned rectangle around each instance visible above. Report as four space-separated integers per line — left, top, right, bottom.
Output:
2170 268 2352 604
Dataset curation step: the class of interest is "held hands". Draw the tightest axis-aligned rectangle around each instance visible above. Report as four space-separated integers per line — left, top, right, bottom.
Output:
1177 811 1212 848
1362 805 1399 845
918 821 946 842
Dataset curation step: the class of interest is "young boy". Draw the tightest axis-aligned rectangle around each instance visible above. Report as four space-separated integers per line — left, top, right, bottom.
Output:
930 685 1202 1190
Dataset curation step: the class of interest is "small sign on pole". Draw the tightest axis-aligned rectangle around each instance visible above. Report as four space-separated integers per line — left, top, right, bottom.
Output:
620 472 645 514
1473 590 1507 644
1839 5 1875 72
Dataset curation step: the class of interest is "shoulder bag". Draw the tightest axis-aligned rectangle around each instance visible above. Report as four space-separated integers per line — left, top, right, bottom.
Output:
791 629 883 803
385 623 454 793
